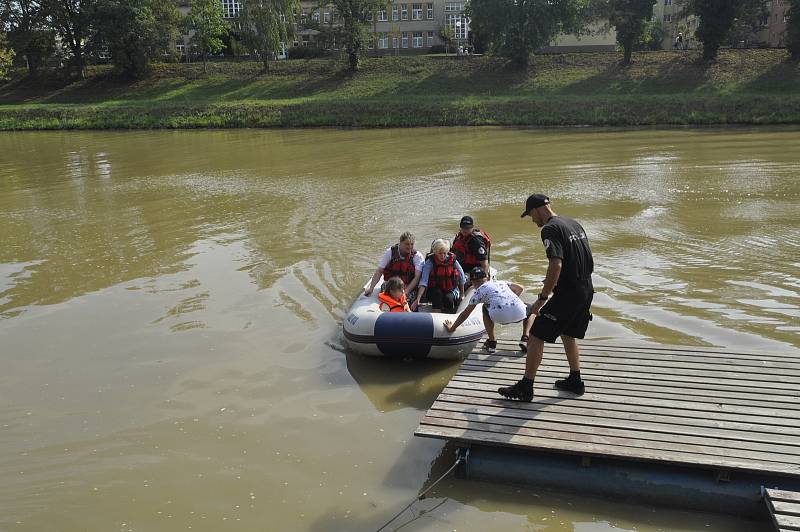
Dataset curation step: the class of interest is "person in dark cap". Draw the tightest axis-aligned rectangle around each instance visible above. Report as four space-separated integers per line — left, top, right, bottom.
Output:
498 194 594 402
451 215 491 282
444 267 529 354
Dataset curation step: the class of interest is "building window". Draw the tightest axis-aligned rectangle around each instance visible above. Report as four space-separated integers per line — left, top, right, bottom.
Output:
448 14 467 39
393 36 399 48
324 10 330 23
412 3 423 19
221 0 241 18
368 34 374 49
413 31 423 47
445 2 464 12
402 31 409 47
427 30 434 46
427 3 434 19
401 3 408 19
392 5 398 20
312 9 319 21
379 33 389 48
663 14 672 22
378 8 387 21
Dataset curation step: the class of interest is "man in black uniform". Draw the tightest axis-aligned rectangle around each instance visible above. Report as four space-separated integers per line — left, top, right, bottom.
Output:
499 194 594 402
451 215 490 280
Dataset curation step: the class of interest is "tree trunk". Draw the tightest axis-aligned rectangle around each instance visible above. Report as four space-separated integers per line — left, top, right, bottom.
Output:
348 50 358 71
262 56 270 73
622 34 633 65
702 41 718 61
203 51 207 73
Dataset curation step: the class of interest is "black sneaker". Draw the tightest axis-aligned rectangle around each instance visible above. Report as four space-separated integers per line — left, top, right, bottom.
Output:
554 375 585 395
518 335 528 353
498 379 534 402
482 340 497 354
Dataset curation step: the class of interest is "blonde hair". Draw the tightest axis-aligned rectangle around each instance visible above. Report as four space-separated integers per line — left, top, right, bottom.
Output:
399 231 415 244
430 238 450 255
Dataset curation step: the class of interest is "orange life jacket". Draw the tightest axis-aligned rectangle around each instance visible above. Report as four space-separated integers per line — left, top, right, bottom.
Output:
378 292 407 312
428 253 460 292
383 244 416 285
452 229 491 269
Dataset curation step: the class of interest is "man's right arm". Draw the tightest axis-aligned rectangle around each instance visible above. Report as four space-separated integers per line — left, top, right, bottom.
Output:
364 268 384 296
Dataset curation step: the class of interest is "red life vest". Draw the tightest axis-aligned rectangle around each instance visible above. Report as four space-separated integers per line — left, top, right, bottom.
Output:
378 292 407 312
452 229 491 269
383 244 416 285
428 253 460 292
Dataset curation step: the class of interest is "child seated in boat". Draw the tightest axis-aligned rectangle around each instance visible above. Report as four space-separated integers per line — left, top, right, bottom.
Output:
378 277 411 312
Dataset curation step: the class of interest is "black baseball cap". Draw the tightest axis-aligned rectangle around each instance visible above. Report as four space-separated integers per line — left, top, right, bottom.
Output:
469 267 487 280
460 215 474 228
520 194 550 218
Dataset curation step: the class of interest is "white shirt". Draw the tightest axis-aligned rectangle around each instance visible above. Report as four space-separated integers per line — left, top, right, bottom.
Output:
469 280 527 324
379 247 424 272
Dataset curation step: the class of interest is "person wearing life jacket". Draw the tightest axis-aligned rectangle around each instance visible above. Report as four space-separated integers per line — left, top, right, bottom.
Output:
378 276 411 312
364 231 424 301
412 238 465 314
452 215 491 281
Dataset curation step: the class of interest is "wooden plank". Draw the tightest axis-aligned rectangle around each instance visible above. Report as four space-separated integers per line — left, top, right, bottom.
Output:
434 393 800 443
494 340 800 362
451 370 800 410
459 361 800 399
773 513 800 530
442 379 800 425
427 405 798 464
474 350 800 375
769 490 800 503
460 358 800 390
414 422 800 477
452 371 800 412
430 397 800 448
771 500 800 517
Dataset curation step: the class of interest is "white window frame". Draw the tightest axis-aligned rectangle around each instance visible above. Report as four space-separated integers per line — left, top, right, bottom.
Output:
427 31 434 46
412 3 423 20
427 3 434 19
401 3 408 20
378 8 387 21
378 33 389 48
221 0 241 18
401 31 409 48
413 31 423 47
392 5 399 20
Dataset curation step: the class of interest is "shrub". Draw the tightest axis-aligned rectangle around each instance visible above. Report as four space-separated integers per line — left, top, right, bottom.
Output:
287 46 326 59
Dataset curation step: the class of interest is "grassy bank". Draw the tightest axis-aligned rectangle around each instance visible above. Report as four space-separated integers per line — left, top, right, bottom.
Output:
1 49 799 129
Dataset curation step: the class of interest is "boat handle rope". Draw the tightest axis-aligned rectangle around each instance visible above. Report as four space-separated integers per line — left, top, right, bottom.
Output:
375 448 467 532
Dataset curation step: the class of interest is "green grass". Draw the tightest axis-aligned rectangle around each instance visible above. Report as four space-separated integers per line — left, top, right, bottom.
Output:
1 49 799 129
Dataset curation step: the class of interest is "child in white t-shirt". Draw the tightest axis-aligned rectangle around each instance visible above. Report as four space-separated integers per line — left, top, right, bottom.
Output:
444 268 530 354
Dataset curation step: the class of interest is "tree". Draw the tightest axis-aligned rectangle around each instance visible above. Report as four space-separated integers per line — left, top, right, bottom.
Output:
438 17 454 54
1 31 15 79
725 0 767 48
1 0 54 74
45 0 97 77
467 0 588 68
789 0 800 60
94 0 180 78
331 0 380 71
236 0 298 72
184 0 229 72
639 18 667 50
607 0 656 64
682 0 765 61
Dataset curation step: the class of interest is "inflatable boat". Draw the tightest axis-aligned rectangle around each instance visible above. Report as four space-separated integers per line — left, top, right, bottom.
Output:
342 278 487 359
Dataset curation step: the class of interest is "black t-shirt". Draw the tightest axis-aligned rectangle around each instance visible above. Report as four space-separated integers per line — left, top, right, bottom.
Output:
540 216 593 289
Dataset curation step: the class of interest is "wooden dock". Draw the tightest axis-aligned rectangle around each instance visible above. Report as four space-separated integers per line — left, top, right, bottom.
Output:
415 339 800 518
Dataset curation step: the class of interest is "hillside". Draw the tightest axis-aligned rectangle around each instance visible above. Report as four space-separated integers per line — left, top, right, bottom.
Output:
1 49 798 129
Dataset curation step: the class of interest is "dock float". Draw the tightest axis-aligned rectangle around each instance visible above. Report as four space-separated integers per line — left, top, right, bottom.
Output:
414 340 800 521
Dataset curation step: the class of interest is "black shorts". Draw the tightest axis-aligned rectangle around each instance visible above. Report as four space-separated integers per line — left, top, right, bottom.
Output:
531 283 593 343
